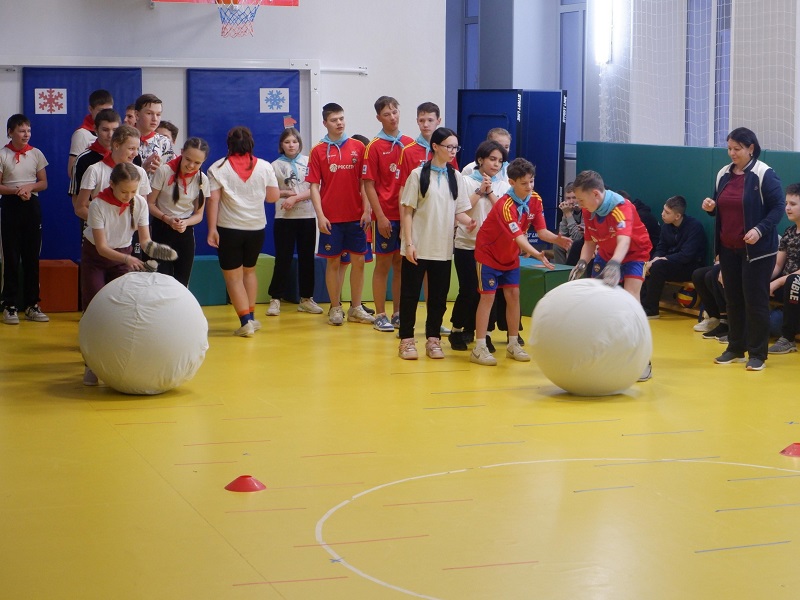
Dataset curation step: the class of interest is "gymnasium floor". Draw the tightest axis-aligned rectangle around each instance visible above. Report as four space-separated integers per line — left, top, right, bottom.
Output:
1 301 798 599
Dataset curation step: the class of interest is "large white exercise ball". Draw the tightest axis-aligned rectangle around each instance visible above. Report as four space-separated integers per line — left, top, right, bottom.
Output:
529 278 652 396
79 272 209 395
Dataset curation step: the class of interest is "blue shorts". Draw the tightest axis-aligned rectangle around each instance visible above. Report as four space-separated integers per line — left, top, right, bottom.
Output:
318 221 368 258
477 263 520 294
592 256 645 281
341 246 374 264
374 220 401 255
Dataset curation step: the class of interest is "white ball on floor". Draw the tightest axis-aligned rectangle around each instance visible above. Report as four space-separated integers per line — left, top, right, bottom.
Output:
529 279 652 396
79 272 209 395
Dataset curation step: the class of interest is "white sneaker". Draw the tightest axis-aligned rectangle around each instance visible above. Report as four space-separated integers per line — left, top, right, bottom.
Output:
234 321 255 337
506 343 531 362
347 304 375 323
83 367 98 386
328 305 345 326
251 319 262 331
693 317 719 332
24 305 49 322
298 297 323 314
470 345 497 366
3 306 19 325
266 298 280 316
398 338 418 360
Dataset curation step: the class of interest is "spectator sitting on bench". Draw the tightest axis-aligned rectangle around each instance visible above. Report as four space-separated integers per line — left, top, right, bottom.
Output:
641 195 707 318
768 183 800 354
692 260 728 339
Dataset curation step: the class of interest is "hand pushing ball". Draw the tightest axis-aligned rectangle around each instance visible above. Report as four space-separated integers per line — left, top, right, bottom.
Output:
79 272 209 395
529 279 652 396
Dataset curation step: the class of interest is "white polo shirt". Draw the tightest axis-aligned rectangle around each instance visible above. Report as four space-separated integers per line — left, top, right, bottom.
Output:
151 163 210 219
84 193 149 249
0 146 48 188
81 161 151 198
207 157 278 231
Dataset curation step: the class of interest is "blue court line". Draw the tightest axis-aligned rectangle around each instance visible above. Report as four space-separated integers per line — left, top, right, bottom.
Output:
695 540 791 554
716 502 800 512
621 429 704 436
515 419 622 427
574 485 634 493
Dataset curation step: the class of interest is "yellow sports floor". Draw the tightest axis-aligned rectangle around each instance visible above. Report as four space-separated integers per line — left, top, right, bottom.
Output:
1 302 799 599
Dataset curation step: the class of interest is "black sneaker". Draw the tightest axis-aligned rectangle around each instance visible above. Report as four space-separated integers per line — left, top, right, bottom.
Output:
746 357 766 371
449 330 468 351
360 303 375 315
703 323 728 340
486 335 496 354
714 351 746 364
463 330 475 345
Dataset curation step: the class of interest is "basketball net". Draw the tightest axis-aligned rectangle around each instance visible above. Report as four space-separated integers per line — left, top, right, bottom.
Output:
215 0 260 38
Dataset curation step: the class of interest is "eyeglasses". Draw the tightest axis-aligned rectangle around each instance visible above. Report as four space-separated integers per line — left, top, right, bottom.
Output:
438 144 461 153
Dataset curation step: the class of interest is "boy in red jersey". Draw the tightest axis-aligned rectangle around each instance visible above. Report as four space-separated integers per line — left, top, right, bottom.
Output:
67 89 113 178
569 169 654 381
398 102 458 188
471 158 554 366
363 96 414 332
307 102 374 326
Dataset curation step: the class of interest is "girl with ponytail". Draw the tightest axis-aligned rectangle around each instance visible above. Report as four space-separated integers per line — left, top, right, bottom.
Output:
397 127 476 360
147 137 210 286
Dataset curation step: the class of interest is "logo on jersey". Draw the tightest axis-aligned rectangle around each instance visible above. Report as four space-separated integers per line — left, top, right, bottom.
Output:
509 222 520 233
324 243 332 251
488 277 497 288
329 164 338 173
380 241 388 250
389 163 397 173
616 220 626 229
362 165 368 175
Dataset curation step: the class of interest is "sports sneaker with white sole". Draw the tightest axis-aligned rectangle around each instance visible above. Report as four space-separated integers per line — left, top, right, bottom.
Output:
298 297 323 314
3 306 19 325
768 337 797 354
470 345 497 366
425 337 445 359
373 313 394 332
506 343 531 362
693 317 720 332
391 313 400 329
328 305 345 326
637 361 652 382
347 304 375 323
266 298 280 316
24 305 49 322
234 321 255 337
251 319 262 331
398 338 418 360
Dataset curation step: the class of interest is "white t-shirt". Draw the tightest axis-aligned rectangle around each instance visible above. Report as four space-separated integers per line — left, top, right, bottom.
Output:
69 129 95 157
271 155 315 220
0 146 48 188
80 161 151 198
461 160 509 183
151 163 210 219
454 175 509 250
84 194 149 249
207 157 278 231
400 166 471 261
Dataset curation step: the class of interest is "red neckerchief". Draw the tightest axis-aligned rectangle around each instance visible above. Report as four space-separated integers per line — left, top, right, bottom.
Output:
102 153 116 168
78 114 95 133
228 153 256 182
140 131 156 145
87 139 108 156
166 156 198 194
5 142 34 163
97 186 131 215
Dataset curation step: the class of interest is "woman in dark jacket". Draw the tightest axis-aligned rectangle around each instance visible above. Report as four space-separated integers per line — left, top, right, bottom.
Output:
702 127 785 371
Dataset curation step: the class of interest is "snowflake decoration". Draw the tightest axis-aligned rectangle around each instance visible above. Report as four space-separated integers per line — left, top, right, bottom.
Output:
265 89 286 111
37 88 65 114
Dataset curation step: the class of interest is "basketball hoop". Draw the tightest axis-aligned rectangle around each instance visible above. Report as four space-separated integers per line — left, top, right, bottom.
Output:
215 0 260 38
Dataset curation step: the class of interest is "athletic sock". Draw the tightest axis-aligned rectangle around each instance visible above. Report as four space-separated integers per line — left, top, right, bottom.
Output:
508 335 518 345
475 339 487 350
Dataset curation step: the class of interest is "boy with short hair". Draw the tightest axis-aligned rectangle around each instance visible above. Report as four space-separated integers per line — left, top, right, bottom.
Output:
569 169 654 380
553 182 584 265
67 89 113 177
0 114 49 324
768 183 800 354
124 104 137 127
69 109 120 209
134 93 175 178
363 96 414 332
307 102 374 326
641 194 706 318
398 102 457 188
156 120 179 145
471 158 554 366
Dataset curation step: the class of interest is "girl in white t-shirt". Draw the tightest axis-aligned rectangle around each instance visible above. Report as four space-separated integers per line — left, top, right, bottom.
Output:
450 140 509 350
81 163 177 385
207 126 279 337
397 127 475 360
147 137 210 287
266 127 322 316
74 125 151 223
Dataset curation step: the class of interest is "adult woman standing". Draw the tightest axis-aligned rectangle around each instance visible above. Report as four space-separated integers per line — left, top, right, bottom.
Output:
702 127 785 370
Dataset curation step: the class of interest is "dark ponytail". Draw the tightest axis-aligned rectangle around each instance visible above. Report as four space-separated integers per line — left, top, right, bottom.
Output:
419 127 459 200
173 137 209 210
